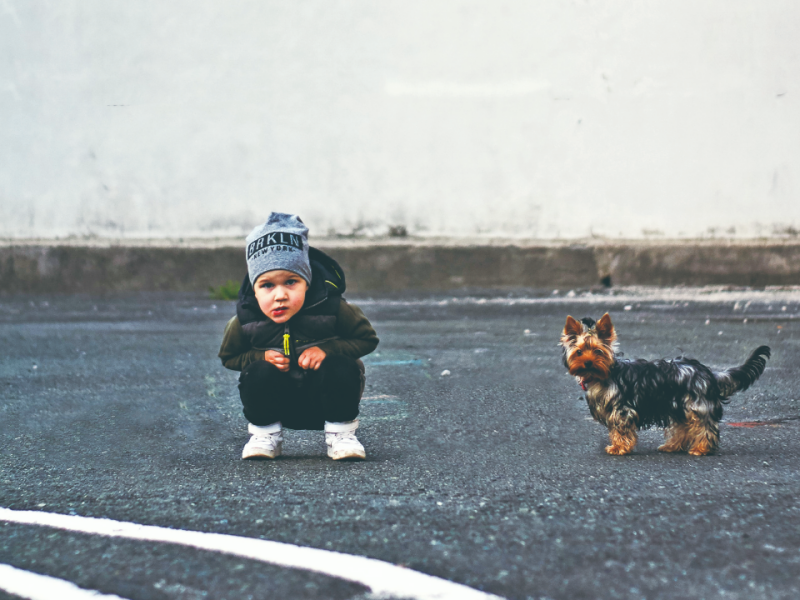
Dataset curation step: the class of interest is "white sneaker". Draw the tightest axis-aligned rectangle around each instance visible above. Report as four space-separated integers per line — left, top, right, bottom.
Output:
242 422 283 459
325 420 366 460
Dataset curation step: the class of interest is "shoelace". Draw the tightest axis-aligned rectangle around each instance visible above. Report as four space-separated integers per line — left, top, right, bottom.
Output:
329 432 360 446
251 434 280 449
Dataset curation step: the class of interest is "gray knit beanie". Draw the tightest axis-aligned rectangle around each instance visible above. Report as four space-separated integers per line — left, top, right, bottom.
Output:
245 213 312 285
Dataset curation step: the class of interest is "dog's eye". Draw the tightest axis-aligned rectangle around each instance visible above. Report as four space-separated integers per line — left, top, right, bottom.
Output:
594 349 603 355
575 349 583 356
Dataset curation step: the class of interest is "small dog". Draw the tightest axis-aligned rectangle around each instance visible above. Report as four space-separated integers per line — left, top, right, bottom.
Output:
560 313 770 456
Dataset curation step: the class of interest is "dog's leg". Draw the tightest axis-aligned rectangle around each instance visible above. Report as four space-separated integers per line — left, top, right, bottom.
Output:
686 411 720 456
658 422 690 453
606 428 637 455
606 410 637 455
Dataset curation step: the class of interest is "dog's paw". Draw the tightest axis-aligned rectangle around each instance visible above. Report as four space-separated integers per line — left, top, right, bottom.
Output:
688 447 713 456
605 445 631 455
687 440 715 456
657 443 683 453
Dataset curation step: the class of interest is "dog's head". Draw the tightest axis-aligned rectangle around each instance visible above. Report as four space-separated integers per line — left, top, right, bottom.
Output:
560 313 617 386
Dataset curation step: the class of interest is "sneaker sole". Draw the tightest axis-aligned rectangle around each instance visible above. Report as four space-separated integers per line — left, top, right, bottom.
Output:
242 451 281 460
328 451 366 461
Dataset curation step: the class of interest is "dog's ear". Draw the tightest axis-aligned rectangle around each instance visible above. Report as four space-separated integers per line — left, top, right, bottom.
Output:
563 315 583 339
596 313 616 343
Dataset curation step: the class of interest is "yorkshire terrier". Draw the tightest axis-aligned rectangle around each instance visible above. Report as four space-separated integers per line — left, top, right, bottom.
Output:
560 313 770 456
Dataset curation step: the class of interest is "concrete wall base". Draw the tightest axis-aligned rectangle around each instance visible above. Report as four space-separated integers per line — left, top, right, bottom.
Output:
1 240 799 294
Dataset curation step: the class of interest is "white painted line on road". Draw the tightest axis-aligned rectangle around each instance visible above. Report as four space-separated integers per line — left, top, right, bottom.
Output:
0 563 130 600
356 287 800 307
0 508 504 600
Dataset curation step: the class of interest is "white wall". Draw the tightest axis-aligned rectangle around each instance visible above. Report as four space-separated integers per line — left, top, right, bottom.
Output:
1 0 799 240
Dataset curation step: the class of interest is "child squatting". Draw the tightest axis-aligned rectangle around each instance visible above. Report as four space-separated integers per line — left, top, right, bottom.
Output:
218 212 379 460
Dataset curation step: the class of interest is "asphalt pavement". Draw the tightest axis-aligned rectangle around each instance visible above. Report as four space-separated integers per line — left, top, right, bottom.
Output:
0 287 799 600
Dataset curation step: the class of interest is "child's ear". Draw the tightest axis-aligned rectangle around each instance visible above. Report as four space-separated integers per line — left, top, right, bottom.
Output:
595 313 616 343
563 315 583 339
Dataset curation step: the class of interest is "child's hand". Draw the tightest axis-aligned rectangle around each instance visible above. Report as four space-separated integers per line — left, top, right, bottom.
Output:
264 350 290 372
298 346 326 371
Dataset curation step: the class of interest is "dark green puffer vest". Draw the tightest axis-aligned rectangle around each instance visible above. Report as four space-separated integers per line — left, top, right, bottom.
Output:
236 247 346 362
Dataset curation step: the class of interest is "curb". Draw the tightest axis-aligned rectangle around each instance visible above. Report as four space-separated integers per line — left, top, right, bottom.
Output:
1 239 799 293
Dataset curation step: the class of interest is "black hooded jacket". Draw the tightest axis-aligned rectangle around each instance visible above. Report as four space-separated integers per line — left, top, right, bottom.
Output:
218 247 378 371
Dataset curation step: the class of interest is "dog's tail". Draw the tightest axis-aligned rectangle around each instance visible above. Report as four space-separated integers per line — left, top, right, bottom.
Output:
715 345 771 399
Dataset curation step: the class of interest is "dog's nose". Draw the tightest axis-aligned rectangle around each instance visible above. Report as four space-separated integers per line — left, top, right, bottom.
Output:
584 360 593 368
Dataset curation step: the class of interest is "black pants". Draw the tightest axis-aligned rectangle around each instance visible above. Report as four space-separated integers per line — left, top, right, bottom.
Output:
238 355 365 430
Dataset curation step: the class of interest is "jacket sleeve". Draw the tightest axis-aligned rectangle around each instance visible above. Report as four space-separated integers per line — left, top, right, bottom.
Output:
316 300 379 360
218 315 265 371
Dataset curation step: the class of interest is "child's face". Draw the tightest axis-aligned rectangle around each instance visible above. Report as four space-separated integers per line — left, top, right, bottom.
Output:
253 270 308 323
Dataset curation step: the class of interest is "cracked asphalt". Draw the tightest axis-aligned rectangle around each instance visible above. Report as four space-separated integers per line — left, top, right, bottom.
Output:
1 287 799 600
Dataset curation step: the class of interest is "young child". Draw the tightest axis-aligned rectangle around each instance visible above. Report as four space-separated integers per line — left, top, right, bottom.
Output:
218 213 379 460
